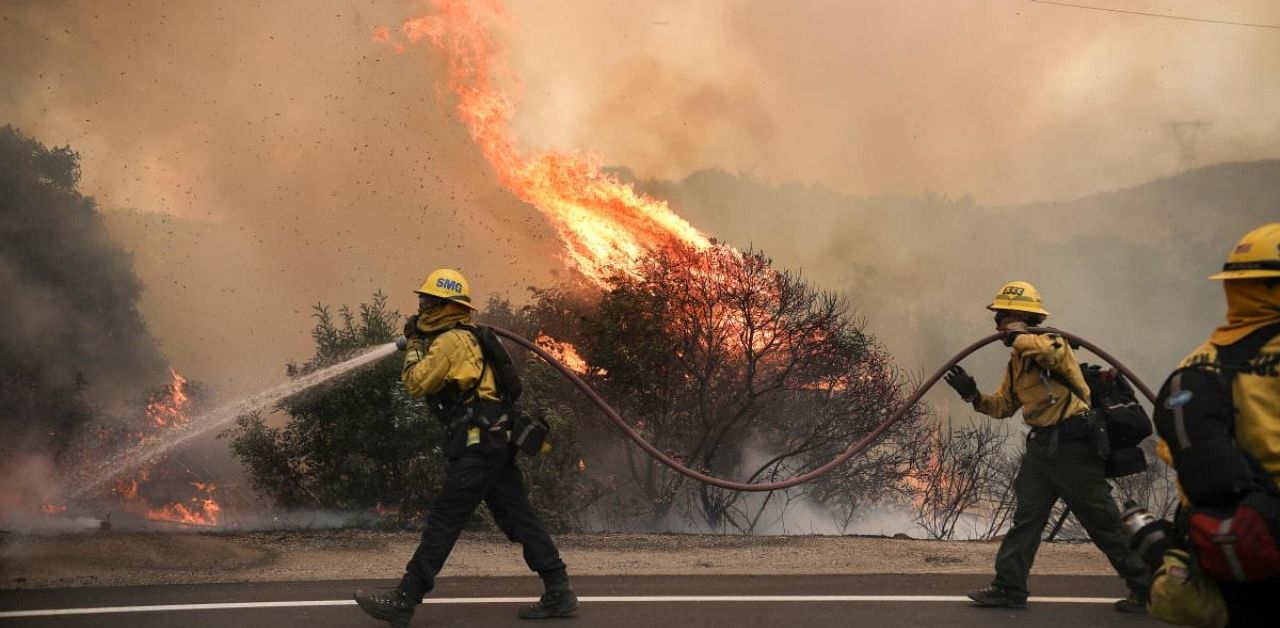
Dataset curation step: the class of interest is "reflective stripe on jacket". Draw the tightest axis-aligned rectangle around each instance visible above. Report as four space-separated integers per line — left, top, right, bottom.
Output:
973 332 1092 427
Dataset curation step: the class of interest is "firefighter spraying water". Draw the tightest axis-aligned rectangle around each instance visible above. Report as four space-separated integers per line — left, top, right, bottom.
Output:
356 268 574 627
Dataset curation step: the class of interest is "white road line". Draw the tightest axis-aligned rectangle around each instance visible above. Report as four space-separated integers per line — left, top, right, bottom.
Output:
0 595 1121 618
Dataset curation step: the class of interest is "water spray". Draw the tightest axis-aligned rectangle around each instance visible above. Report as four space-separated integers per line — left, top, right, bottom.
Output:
62 342 400 502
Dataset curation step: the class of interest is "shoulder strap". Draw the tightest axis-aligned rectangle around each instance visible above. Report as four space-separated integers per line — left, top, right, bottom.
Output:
1214 322 1280 372
1046 363 1089 408
1206 322 1280 488
1209 321 1280 416
450 324 489 406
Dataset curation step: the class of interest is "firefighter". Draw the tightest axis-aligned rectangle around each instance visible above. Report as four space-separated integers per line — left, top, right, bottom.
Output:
1157 223 1280 625
944 281 1150 612
354 268 577 627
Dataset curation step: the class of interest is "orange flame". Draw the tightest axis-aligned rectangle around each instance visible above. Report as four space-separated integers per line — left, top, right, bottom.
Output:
535 333 590 375
146 369 190 428
385 0 712 287
40 502 68 515
146 482 221 527
104 370 225 527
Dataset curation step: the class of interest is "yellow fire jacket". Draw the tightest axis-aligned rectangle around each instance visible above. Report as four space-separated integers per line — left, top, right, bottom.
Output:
401 303 500 403
972 332 1092 427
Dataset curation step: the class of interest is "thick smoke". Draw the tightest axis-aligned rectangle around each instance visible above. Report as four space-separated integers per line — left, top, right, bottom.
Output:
4 0 1277 390
509 1 1280 203
1 1 566 392
2 2 1278 532
0 125 170 525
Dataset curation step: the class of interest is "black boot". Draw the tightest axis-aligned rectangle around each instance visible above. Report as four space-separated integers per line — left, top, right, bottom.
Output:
967 585 1027 609
518 582 579 619
1113 589 1148 614
354 588 417 628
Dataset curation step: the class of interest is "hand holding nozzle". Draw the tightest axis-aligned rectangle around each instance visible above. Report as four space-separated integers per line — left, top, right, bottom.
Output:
403 314 422 339
1002 320 1029 341
395 314 423 351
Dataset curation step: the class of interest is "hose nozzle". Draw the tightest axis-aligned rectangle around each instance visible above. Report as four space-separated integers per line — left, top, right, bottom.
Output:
394 335 409 351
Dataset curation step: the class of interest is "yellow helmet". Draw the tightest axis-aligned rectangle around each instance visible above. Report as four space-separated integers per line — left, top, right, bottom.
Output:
987 280 1050 316
414 268 477 310
1209 223 1280 280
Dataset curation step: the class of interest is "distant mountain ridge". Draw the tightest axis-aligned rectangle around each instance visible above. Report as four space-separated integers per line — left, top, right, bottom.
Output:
623 159 1279 385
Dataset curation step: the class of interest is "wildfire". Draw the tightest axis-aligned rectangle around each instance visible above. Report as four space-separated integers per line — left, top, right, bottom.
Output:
535 333 590 375
146 482 221 527
113 473 144 501
146 368 191 428
384 0 712 287
99 370 224 527
40 502 68 515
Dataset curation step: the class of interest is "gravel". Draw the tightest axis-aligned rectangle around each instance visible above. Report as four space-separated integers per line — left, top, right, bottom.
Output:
0 530 1118 589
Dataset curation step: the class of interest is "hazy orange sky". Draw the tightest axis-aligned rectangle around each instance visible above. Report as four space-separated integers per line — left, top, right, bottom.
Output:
3 0 1278 391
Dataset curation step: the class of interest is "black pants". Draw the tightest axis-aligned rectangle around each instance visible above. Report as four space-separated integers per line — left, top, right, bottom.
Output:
399 448 567 601
993 433 1150 598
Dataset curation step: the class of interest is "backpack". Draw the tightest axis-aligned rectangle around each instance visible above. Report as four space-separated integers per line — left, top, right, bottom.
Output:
1151 322 1280 582
1054 363 1154 477
458 324 523 404
459 324 550 456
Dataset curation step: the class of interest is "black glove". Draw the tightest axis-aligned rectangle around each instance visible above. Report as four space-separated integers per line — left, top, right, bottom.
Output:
944 365 979 402
1003 320 1029 338
403 314 422 339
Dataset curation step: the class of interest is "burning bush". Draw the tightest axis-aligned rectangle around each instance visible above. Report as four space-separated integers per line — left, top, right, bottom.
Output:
0 126 176 527
528 244 935 532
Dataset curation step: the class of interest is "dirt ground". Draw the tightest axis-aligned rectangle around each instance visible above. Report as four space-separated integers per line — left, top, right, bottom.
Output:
0 530 1121 589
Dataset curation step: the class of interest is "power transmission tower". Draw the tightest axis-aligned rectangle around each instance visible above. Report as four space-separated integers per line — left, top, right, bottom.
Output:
1164 119 1211 172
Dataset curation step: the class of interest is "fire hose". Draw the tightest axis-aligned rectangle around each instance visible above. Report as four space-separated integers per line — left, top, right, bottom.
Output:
491 326 1156 492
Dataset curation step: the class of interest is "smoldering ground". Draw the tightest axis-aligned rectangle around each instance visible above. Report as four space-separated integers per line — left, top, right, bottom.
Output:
2 1 1278 532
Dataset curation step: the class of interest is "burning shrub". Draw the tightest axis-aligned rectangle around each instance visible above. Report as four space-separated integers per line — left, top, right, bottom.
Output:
529 244 935 532
0 126 181 528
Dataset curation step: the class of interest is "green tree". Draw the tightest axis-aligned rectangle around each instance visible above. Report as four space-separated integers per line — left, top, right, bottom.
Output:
228 293 441 516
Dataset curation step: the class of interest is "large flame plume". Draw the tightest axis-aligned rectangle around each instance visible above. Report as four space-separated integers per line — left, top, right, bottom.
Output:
383 0 712 287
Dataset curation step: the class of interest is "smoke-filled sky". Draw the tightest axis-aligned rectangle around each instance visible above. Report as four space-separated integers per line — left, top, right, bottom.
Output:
2 0 1278 393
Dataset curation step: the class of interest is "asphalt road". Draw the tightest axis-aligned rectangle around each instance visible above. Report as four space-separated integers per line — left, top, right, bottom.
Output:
1 574 1162 627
